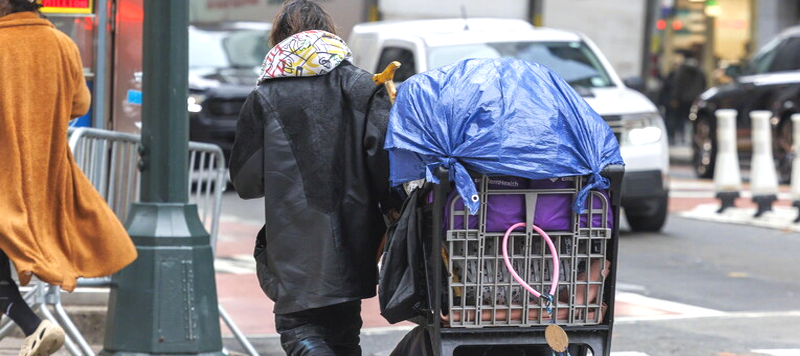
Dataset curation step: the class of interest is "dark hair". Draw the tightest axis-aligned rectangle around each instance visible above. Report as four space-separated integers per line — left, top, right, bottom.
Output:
269 0 335 47
2 0 43 14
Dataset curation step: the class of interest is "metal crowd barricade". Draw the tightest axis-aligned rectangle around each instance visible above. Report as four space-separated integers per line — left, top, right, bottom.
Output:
0 127 259 356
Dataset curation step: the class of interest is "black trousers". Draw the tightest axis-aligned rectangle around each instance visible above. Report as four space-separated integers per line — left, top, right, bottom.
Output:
0 249 11 282
667 101 692 144
0 248 42 336
275 300 362 356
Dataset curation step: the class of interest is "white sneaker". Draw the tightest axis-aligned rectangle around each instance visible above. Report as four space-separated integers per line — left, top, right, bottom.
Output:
18 320 65 356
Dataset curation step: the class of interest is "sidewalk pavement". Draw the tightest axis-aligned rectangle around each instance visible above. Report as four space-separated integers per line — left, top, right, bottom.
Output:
0 332 410 356
0 338 25 356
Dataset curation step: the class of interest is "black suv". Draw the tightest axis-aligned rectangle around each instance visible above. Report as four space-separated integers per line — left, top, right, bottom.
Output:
691 26 800 180
188 22 271 162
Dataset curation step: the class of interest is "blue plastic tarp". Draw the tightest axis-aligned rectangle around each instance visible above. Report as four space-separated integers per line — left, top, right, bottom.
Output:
385 58 624 214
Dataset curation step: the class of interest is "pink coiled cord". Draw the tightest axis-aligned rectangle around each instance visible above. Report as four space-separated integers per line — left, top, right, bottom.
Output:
501 222 559 299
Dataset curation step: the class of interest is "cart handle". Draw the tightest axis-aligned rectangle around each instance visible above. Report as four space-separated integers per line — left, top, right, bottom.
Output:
372 61 401 104
502 222 559 299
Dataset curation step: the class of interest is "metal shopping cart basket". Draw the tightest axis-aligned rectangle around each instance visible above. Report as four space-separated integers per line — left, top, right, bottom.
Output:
411 165 623 356
380 58 626 356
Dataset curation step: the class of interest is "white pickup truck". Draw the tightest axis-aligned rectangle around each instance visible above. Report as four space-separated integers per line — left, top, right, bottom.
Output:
349 18 670 232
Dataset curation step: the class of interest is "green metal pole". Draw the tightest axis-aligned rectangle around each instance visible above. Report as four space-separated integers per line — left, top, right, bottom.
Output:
139 0 190 204
100 0 224 355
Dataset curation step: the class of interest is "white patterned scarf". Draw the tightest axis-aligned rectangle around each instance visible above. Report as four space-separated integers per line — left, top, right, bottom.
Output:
257 30 353 84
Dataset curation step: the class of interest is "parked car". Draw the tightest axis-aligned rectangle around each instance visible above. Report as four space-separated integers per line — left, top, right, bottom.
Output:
690 25 800 181
188 22 271 162
349 18 670 231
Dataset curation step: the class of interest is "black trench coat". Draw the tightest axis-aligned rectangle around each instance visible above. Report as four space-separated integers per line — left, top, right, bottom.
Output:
230 62 401 314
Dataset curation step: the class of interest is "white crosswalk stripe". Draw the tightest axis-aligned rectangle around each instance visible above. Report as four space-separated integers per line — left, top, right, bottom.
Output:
679 203 800 233
609 350 800 356
214 254 257 274
670 190 794 199
751 350 800 356
669 178 794 199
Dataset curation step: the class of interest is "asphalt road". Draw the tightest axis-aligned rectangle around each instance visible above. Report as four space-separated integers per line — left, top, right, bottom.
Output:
612 216 800 355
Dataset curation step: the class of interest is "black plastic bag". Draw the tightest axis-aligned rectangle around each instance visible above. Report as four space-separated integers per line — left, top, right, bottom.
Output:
379 188 426 324
389 326 433 356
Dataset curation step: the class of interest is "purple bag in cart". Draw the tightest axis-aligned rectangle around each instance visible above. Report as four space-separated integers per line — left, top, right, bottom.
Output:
445 176 612 232
528 177 613 230
445 177 527 232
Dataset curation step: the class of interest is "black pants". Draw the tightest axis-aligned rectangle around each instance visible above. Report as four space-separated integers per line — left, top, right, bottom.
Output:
667 101 692 144
0 249 41 336
275 300 362 356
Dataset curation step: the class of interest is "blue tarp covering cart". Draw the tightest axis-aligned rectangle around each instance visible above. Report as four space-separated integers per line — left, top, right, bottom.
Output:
385 58 624 214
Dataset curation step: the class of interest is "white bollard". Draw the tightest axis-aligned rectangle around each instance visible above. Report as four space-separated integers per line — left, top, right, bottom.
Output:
750 110 779 217
791 114 800 222
713 109 742 213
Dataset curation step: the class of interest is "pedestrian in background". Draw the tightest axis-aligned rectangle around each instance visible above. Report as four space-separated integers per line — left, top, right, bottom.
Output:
665 51 707 145
229 0 402 354
0 1 137 355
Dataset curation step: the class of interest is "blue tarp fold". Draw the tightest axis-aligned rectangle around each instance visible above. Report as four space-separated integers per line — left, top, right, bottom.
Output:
385 58 624 215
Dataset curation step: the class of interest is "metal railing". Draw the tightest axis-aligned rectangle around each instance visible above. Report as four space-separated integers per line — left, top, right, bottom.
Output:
0 127 258 356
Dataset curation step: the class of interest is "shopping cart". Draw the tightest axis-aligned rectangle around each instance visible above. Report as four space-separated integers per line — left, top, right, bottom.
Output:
380 58 625 356
415 165 623 356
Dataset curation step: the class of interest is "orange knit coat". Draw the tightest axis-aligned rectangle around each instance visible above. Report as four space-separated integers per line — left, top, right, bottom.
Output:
0 12 137 291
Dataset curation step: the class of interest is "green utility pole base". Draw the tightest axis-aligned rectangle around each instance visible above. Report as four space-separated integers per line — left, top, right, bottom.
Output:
101 1 225 355
100 203 224 356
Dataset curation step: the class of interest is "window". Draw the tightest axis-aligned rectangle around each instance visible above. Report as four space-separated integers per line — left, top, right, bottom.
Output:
427 41 614 88
769 37 800 72
189 27 270 69
748 37 781 75
376 47 416 82
223 30 272 68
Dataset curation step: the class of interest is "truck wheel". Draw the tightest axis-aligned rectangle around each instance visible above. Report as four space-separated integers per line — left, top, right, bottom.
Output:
692 116 716 179
626 195 668 232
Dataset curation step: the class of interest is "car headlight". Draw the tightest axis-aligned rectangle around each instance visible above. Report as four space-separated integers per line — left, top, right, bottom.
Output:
621 112 664 146
188 94 205 113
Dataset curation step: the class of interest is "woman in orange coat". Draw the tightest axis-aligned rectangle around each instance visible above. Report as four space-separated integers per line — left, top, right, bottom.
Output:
0 1 137 355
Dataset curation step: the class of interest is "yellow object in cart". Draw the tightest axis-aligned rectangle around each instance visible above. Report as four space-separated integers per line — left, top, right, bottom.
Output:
373 61 401 104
